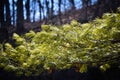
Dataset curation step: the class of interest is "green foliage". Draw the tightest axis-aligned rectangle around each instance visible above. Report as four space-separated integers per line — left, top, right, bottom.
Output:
100 64 110 71
0 12 120 76
80 64 87 73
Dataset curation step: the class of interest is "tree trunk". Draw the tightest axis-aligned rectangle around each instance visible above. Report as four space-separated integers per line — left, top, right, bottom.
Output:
0 0 5 28
42 1 46 19
45 0 49 18
25 0 30 22
17 0 24 34
51 0 54 17
58 0 62 24
69 0 75 9
0 0 9 43
4 0 11 27
38 0 43 20
32 0 36 22
12 0 15 25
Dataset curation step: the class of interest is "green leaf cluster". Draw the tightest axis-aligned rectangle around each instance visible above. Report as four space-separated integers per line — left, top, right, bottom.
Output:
0 12 120 76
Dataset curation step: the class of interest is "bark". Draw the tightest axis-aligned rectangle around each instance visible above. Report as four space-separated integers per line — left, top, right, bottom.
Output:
4 0 11 27
45 0 49 18
0 0 5 27
25 0 30 22
17 0 24 34
58 0 62 24
32 0 37 22
38 0 43 20
69 0 75 9
12 0 15 25
51 0 54 17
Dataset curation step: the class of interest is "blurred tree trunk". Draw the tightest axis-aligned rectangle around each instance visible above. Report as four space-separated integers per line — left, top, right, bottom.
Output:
49 0 54 23
0 0 9 43
42 3 44 20
25 0 30 22
32 0 36 22
81 0 89 22
42 1 46 19
69 0 75 9
4 0 11 27
17 0 24 34
45 0 49 18
38 0 43 20
0 0 11 27
12 0 15 25
0 0 5 28
58 0 61 15
58 0 62 24
51 0 54 17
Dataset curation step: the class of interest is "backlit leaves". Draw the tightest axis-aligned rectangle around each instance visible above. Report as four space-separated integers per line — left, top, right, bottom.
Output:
0 12 120 76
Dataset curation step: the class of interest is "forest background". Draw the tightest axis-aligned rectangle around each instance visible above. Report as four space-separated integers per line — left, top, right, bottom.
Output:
0 0 120 35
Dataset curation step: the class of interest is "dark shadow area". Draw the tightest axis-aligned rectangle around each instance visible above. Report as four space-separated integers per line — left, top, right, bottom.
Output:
0 66 120 80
